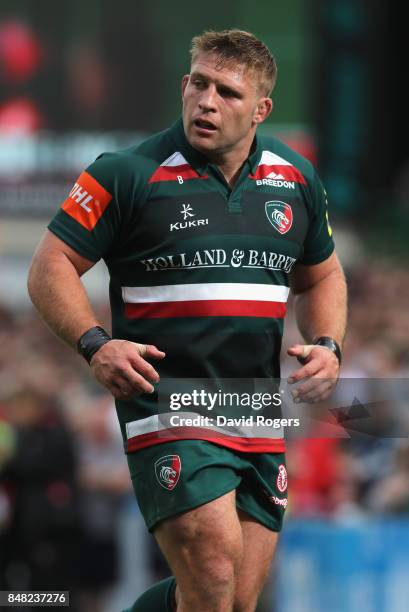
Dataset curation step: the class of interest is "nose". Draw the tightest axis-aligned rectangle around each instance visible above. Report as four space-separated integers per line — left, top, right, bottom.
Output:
198 84 217 112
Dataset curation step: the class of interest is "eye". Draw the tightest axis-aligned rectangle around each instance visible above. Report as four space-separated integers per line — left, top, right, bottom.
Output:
218 87 241 99
191 78 205 89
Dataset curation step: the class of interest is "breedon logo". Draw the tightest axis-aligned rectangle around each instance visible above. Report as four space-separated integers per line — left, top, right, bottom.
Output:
265 201 293 235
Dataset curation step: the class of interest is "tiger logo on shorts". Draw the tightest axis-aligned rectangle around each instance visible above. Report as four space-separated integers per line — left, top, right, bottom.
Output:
155 455 181 490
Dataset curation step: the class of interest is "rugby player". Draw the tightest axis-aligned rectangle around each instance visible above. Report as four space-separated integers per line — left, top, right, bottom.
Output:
28 30 347 612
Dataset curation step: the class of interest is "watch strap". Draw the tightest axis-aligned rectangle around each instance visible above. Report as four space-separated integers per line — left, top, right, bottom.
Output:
313 336 342 364
77 326 112 364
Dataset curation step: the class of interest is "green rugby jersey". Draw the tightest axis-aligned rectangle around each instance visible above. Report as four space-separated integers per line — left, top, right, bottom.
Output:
48 118 334 454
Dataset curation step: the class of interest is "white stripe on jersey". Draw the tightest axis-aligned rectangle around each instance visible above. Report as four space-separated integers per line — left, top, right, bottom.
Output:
258 150 292 167
121 283 290 304
126 412 284 440
160 151 189 167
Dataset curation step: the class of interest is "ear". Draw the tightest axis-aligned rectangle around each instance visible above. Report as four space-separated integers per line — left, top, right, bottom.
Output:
253 97 273 125
181 74 190 100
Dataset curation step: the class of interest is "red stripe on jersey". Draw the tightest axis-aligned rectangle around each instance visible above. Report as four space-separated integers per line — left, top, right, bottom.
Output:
127 428 286 453
250 164 306 184
61 171 112 230
124 300 287 319
169 455 181 490
148 164 208 183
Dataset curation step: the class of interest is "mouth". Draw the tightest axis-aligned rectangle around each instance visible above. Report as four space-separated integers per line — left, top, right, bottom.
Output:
193 118 218 132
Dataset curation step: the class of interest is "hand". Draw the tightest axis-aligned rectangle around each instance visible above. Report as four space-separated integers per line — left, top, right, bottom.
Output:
90 339 165 400
287 344 340 403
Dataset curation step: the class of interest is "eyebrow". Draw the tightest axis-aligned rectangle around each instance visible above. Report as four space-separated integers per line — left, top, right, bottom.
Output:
190 71 243 97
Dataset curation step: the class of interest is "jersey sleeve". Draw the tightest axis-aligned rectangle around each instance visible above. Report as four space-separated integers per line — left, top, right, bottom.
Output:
299 171 335 265
47 153 122 262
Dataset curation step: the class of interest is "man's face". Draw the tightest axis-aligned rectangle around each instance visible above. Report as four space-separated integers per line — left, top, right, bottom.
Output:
182 53 271 158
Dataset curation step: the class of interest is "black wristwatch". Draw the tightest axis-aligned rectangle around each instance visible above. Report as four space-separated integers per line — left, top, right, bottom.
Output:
313 336 342 364
77 326 112 364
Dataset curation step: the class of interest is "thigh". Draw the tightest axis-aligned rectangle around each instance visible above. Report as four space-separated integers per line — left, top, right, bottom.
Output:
154 489 243 575
154 489 244 610
127 440 241 531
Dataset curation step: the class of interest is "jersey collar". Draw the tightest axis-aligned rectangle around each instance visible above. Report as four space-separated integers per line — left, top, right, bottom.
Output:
169 117 262 177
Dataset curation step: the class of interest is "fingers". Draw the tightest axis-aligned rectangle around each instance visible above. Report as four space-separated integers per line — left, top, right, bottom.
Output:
91 340 166 398
287 344 340 403
287 344 315 359
110 370 154 399
287 359 320 385
287 343 315 365
110 380 137 400
291 379 336 404
122 367 157 395
288 346 338 381
139 344 166 360
128 355 160 386
129 344 165 384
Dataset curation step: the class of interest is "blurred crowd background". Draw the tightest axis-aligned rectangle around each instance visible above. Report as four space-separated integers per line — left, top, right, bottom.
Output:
1 1 408 611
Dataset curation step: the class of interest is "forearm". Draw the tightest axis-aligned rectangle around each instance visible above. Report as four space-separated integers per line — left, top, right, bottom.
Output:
293 268 347 346
28 250 101 350
28 245 164 398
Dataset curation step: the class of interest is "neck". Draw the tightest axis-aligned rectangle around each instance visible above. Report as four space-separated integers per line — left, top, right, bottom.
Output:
207 132 256 187
210 163 240 187
211 152 249 188
215 158 245 187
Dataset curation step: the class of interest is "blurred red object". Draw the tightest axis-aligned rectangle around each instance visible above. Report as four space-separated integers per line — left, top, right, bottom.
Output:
288 435 342 515
277 131 317 165
0 97 42 134
0 20 42 83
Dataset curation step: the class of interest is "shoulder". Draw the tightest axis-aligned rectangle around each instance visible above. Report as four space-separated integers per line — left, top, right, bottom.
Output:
257 133 317 185
88 126 175 184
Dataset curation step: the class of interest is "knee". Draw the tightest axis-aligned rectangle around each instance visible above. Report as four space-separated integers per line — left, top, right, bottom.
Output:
173 523 242 603
154 498 244 609
179 538 240 591
200 552 237 587
172 518 243 580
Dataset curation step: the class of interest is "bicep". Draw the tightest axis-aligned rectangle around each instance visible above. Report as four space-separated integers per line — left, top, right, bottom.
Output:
289 252 344 295
31 229 97 276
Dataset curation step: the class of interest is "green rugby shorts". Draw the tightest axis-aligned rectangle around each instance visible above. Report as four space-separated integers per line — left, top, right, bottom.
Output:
127 440 288 532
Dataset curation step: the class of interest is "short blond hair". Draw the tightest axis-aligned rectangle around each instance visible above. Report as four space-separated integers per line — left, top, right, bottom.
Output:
190 29 277 96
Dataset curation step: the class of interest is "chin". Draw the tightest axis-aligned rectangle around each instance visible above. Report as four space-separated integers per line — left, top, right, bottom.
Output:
188 134 217 153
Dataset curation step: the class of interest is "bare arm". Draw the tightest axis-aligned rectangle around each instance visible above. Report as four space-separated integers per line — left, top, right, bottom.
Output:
287 251 347 401
27 230 102 347
290 251 347 346
28 230 165 398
